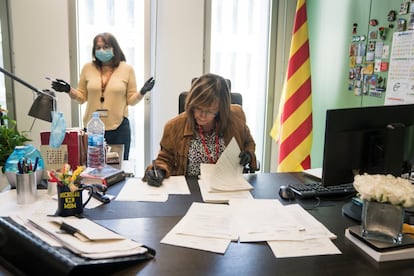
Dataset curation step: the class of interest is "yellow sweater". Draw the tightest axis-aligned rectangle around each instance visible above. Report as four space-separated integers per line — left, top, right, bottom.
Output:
71 61 142 130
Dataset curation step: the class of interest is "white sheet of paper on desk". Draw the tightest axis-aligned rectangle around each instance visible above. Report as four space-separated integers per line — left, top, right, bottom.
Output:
174 202 238 240
267 238 341 258
115 177 168 202
163 175 191 194
161 202 234 254
230 200 337 243
198 178 253 203
200 137 253 192
230 199 307 242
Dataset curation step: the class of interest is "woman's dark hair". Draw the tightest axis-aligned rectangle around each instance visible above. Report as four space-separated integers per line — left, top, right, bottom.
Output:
91 32 126 68
185 73 231 135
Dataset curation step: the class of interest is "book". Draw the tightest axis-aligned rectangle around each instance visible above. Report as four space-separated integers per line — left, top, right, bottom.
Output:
345 227 414 262
80 165 125 186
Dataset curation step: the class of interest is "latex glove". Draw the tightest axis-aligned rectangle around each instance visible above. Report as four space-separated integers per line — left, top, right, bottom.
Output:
140 77 155 95
51 79 71 93
239 151 252 167
145 168 165 187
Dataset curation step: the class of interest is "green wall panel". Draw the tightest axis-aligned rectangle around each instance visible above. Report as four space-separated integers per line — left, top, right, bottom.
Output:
307 0 406 168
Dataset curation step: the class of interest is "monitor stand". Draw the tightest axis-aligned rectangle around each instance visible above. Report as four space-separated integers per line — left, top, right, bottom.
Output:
342 200 362 222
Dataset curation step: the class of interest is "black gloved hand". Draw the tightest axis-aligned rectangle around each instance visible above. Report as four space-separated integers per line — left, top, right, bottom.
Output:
239 151 252 167
51 79 71 93
140 77 155 95
145 168 165 187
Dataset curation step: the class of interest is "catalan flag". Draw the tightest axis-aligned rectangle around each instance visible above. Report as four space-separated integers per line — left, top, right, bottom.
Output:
270 0 312 172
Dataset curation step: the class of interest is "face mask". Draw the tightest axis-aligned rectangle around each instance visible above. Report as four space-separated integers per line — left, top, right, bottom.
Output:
49 111 66 148
95 49 114 62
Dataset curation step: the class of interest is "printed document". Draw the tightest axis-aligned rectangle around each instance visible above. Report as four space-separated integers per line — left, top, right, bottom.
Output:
200 137 253 192
161 202 234 254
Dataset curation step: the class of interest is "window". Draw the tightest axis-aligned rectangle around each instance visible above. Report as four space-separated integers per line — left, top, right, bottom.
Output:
207 0 271 170
74 0 146 175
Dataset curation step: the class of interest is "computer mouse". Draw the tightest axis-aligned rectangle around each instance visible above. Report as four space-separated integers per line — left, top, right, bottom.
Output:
279 185 295 200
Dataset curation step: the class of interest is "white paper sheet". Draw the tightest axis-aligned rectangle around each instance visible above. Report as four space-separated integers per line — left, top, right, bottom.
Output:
267 238 341 258
200 138 253 192
161 202 233 253
198 177 253 203
115 177 168 202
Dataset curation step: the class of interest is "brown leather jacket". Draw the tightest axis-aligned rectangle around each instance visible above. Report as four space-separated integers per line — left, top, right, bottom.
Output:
146 104 257 177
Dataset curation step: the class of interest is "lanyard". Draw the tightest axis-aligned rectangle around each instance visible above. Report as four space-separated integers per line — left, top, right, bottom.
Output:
198 123 219 164
100 68 113 104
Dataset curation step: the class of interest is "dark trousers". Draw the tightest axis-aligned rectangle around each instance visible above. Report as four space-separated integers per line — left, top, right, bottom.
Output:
104 117 131 160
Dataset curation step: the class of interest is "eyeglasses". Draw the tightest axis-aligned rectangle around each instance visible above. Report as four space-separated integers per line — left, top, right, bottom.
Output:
194 108 218 117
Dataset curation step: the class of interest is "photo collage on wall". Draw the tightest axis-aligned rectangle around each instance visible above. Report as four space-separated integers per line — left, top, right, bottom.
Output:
348 1 414 97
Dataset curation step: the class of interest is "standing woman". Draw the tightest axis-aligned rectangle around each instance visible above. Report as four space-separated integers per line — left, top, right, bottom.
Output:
51 32 154 160
144 73 257 187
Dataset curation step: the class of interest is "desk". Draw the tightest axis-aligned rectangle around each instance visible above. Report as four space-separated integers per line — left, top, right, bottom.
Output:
1 173 414 275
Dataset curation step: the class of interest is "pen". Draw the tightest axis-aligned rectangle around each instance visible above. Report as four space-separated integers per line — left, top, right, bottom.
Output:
33 157 39 172
45 76 66 85
152 159 158 177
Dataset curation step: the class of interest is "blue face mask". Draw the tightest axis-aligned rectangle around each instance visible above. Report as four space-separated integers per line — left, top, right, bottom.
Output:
95 49 114 62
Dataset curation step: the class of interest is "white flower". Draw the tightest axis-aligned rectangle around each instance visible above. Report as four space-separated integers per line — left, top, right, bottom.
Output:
353 173 414 208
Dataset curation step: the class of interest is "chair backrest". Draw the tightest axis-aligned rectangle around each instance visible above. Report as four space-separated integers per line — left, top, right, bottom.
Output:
178 91 243 114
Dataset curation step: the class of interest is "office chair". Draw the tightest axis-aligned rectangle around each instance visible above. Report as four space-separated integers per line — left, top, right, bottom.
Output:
178 78 242 114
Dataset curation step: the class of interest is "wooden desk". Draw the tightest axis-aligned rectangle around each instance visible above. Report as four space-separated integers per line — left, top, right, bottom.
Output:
1 173 414 275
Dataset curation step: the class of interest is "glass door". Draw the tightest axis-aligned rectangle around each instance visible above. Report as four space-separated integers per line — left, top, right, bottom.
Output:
74 0 146 175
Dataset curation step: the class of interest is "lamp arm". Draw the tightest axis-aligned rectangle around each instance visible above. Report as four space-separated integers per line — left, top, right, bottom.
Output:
0 66 55 99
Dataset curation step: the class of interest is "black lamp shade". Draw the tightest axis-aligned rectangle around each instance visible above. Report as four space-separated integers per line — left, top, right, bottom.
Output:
28 90 56 122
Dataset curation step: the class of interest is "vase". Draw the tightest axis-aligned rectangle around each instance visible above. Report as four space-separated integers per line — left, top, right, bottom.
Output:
361 200 404 244
55 184 84 217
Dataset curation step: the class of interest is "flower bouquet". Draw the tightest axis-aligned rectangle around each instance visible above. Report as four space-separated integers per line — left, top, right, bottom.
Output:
353 173 414 208
48 164 90 217
47 164 85 192
353 173 414 244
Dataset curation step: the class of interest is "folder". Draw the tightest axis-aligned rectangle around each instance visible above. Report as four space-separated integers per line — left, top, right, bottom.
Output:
0 217 155 275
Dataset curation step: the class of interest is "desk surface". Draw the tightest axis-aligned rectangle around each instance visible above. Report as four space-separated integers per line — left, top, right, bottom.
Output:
2 173 414 275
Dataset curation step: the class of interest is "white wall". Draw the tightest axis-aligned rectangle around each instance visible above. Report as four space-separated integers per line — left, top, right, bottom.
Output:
149 0 204 158
9 0 71 148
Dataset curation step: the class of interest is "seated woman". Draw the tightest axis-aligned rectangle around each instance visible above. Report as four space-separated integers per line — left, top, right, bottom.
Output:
144 73 257 186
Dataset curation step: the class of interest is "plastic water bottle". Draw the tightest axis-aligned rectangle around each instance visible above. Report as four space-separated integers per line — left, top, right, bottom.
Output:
87 112 105 168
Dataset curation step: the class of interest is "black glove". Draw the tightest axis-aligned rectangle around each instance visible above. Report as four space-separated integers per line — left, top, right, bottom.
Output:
51 79 71 93
239 151 252 167
140 77 155 95
145 168 165 187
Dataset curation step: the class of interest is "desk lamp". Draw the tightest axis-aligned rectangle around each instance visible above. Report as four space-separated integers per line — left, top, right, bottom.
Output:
0 66 56 122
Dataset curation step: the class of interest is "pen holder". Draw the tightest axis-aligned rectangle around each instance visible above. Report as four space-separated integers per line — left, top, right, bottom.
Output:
55 184 87 217
16 172 37 204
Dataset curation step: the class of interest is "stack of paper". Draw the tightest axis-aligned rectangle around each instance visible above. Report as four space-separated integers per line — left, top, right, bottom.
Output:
161 200 342 258
161 202 237 254
198 137 253 203
13 215 147 259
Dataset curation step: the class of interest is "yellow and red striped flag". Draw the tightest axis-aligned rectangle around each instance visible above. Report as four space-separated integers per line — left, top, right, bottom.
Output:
270 0 312 172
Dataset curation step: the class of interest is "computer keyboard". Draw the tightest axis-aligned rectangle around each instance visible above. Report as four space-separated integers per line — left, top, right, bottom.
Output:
288 182 356 198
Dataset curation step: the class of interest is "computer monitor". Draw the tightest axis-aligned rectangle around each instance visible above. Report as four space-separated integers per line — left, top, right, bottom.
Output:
321 104 414 187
